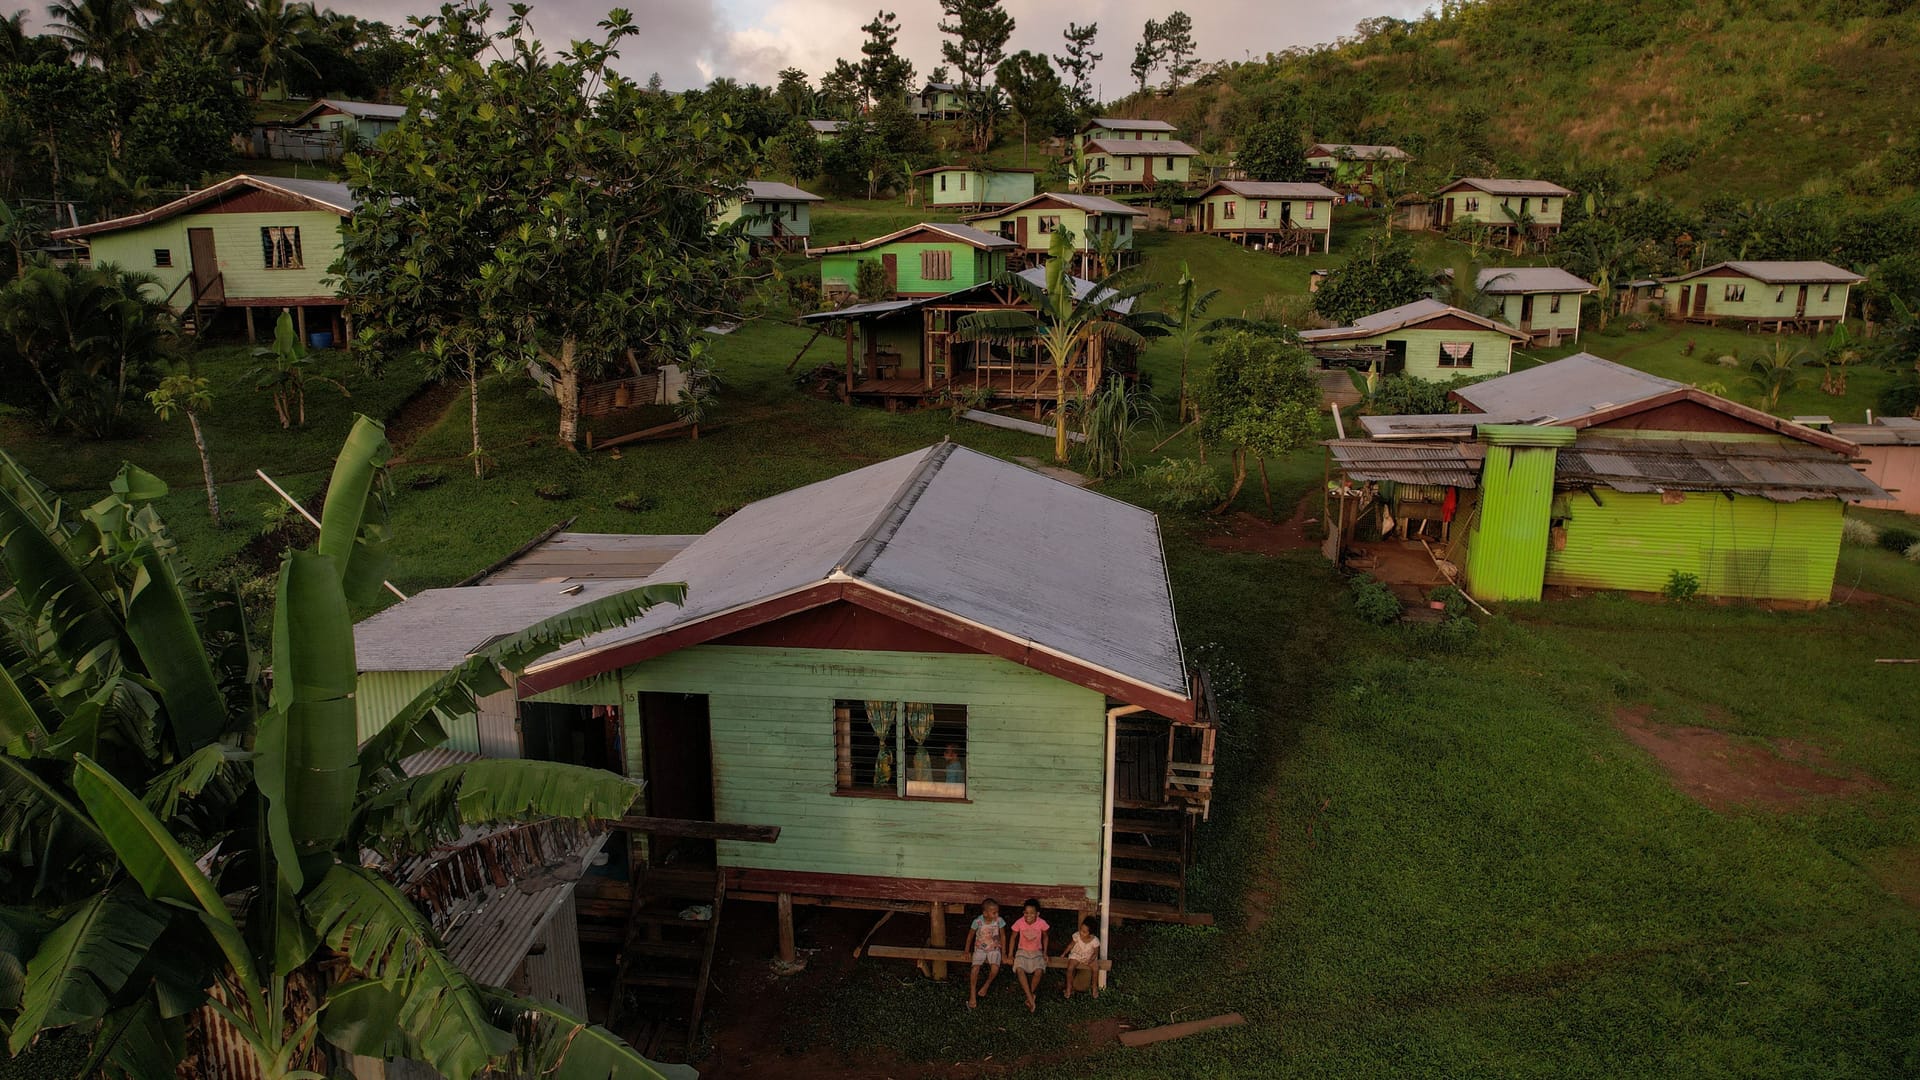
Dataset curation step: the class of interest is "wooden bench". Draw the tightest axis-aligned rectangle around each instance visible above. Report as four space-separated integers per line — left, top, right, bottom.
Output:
864 945 1112 971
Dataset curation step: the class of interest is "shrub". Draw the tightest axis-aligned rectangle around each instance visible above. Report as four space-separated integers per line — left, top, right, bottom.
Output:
1427 584 1469 618
1187 641 1248 720
1350 575 1403 626
1417 612 1479 653
534 482 571 501
1876 378 1920 419
855 258 892 300
614 492 658 513
786 275 819 310
1906 541 1920 564
1879 526 1920 555
1663 570 1701 602
1841 517 1881 547
1142 458 1225 513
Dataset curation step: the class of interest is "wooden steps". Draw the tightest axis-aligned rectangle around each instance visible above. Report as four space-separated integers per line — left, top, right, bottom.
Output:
1112 841 1182 864
1110 897 1214 926
605 858 725 1060
1110 865 1183 889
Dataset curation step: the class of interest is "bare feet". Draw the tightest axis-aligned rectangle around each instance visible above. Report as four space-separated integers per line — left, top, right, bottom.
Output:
1026 994 1036 1013
967 994 977 1009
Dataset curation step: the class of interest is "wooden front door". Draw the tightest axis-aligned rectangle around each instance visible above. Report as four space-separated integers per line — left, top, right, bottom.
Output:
1015 215 1029 248
1796 285 1809 316
187 228 221 300
1114 724 1168 805
640 692 715 866
1519 294 1534 327
1692 283 1708 316
1204 202 1214 232
1279 201 1292 227
880 253 898 295
1441 197 1455 227
1677 284 1691 316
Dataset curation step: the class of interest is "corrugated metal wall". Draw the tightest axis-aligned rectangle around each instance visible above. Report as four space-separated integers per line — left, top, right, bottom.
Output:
356 670 480 753
1464 444 1560 601
1546 491 1843 602
520 901 588 1014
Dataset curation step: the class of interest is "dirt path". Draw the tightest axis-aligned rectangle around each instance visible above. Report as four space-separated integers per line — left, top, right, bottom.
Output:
1205 491 1323 556
1612 704 1883 811
385 377 462 462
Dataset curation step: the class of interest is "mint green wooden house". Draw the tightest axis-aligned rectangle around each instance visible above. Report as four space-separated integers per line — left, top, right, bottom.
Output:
1431 178 1571 239
963 192 1144 274
913 81 966 120
1075 117 1178 150
51 173 355 344
1189 180 1339 253
1475 266 1596 345
1298 298 1527 382
916 165 1037 211
352 445 1220 993
1659 261 1861 332
716 180 823 252
1079 138 1197 193
812 222 1015 299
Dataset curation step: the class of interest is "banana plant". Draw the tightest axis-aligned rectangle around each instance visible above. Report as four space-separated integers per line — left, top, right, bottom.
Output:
0 416 689 1079
1168 261 1221 423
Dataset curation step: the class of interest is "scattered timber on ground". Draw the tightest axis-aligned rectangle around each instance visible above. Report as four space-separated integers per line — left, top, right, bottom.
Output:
1116 1012 1246 1047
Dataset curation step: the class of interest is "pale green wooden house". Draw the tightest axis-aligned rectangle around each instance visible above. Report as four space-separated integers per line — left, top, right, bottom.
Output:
1431 178 1572 236
1326 353 1889 604
1075 117 1178 150
50 173 356 343
1659 260 1861 332
963 192 1144 273
913 81 966 120
1189 180 1339 253
1475 266 1597 345
1079 138 1197 192
916 165 1037 210
1304 142 1411 176
290 98 407 144
806 119 846 140
1299 298 1527 382
716 180 823 251
811 222 1015 299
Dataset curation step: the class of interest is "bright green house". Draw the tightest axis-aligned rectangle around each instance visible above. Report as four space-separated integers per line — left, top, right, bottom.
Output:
916 165 1037 210
1299 298 1527 382
812 222 1015 299
1189 180 1340 253
51 173 356 343
1326 353 1889 604
1431 178 1571 235
963 192 1144 273
1080 138 1198 192
353 445 1219 972
1475 266 1596 345
716 180 823 251
1659 260 1862 332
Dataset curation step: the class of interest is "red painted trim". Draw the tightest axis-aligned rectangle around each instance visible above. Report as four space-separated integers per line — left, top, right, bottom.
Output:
712 599 978 654
51 175 351 239
723 866 1095 907
1567 388 1858 455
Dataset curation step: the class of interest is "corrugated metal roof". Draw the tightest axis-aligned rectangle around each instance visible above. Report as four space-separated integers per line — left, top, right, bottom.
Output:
806 119 845 133
1358 413 1532 439
352 580 646 671
1832 418 1920 446
1088 117 1177 132
811 220 1017 255
477 532 701 584
1475 267 1597 294
299 98 409 121
1299 298 1525 342
1308 143 1411 160
1664 260 1864 285
533 443 1189 699
799 297 923 322
1084 137 1199 156
964 192 1144 220
1454 353 1683 419
799 270 1133 321
1439 177 1573 196
742 180 823 202
1203 181 1342 200
1557 437 1892 502
1326 440 1486 487
51 173 358 238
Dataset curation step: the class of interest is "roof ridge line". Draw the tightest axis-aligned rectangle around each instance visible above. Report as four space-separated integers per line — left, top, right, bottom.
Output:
834 441 956 579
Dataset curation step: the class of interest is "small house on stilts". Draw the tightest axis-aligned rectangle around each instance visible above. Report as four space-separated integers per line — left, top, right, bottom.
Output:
1659 260 1862 333
1188 180 1339 253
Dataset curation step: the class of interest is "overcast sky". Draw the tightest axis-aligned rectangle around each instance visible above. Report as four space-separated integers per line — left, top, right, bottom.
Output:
310 0 1430 94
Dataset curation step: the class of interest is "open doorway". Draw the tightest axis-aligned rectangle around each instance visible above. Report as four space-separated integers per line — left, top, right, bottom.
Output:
640 692 714 866
521 701 623 772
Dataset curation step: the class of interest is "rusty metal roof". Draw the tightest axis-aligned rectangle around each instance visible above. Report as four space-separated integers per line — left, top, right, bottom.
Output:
1326 440 1486 487
1557 437 1891 502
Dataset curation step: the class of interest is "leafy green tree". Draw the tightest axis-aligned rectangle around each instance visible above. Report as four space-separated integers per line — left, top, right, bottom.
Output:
1236 115 1307 182
1129 18 1161 93
225 0 324 101
1054 21 1100 114
0 62 111 196
46 0 155 74
341 1 755 451
1311 230 1430 325
0 417 690 1078
1194 329 1321 517
938 0 1014 153
858 10 914 109
1158 10 1196 88
121 52 252 186
765 120 824 186
954 226 1154 462
994 50 1067 164
249 309 345 428
146 371 219 524
819 58 862 118
0 260 170 437
774 66 813 115
1740 340 1811 411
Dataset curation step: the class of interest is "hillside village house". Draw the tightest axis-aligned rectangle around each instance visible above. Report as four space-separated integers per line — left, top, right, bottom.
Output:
1325 354 1889 604
50 173 354 344
1304 143 1411 189
806 119 846 140
963 192 1144 274
1075 117 1179 149
812 222 1014 299
1829 417 1920 515
1475 266 1598 345
797 268 1141 407
1189 180 1340 253
1299 297 1528 382
1431 178 1572 238
1660 260 1862 332
715 180 822 252
350 446 1218 1035
912 81 966 120
1079 137 1198 193
258 98 407 161
916 165 1037 211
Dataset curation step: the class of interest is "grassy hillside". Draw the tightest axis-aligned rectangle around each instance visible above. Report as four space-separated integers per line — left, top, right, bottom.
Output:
1134 0 1920 203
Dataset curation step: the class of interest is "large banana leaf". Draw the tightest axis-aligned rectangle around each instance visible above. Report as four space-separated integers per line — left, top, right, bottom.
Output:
353 759 641 857
86 996 185 1080
315 416 393 605
0 464 123 676
482 987 693 1080
0 660 49 757
0 754 109 899
123 550 227 755
357 582 687 780
257 550 359 892
141 741 249 826
307 866 512 1080
6 889 167 1053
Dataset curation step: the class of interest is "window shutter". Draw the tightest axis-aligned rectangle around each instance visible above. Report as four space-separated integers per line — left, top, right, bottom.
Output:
834 706 854 789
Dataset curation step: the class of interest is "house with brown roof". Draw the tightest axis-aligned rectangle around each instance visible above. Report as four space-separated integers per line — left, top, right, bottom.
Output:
1431 178 1573 237
1073 122 1197 191
1475 266 1598 345
1659 260 1862 332
1299 298 1528 382
1189 180 1340 253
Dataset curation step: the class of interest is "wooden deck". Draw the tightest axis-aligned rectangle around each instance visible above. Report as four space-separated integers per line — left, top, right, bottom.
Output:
848 370 1071 405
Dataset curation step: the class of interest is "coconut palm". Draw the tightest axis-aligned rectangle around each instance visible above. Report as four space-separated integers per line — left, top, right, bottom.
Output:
0 260 173 437
45 0 154 73
955 226 1156 463
0 417 690 1078
1065 141 1107 194
226 0 323 102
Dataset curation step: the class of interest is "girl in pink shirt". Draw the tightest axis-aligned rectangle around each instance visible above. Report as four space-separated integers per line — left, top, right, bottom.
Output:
1008 898 1050 1012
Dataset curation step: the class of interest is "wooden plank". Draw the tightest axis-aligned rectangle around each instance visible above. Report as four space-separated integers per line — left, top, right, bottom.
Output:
1116 1012 1245 1047
865 945 1110 971
960 408 1088 443
929 901 947 980
776 892 795 963
589 417 695 452
608 817 781 843
457 518 576 586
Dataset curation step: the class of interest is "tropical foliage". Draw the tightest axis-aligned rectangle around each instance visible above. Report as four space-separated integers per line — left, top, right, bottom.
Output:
1194 329 1322 516
1311 230 1431 325
0 260 173 437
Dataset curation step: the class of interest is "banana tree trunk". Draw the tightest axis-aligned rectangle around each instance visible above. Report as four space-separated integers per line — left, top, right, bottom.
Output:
1053 366 1070 464
187 410 219 525
555 338 581 450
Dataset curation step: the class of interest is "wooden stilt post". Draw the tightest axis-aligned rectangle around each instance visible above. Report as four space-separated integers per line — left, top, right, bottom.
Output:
777 892 796 963
928 901 947 980
243 307 256 344
295 305 308 340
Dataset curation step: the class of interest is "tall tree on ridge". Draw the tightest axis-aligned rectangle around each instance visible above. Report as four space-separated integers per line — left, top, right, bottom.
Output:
775 65 813 115
995 50 1066 165
1159 10 1195 88
820 58 862 118
1130 18 1161 94
857 10 914 110
46 0 155 74
1055 21 1100 113
939 0 1013 153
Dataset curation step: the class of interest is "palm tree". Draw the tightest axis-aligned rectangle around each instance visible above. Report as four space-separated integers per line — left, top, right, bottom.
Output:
45 0 154 73
955 227 1155 463
1167 261 1219 423
0 260 174 437
227 0 322 102
1497 200 1537 255
1740 340 1811 411
0 418 691 1078
147 372 220 524
1065 141 1107 194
